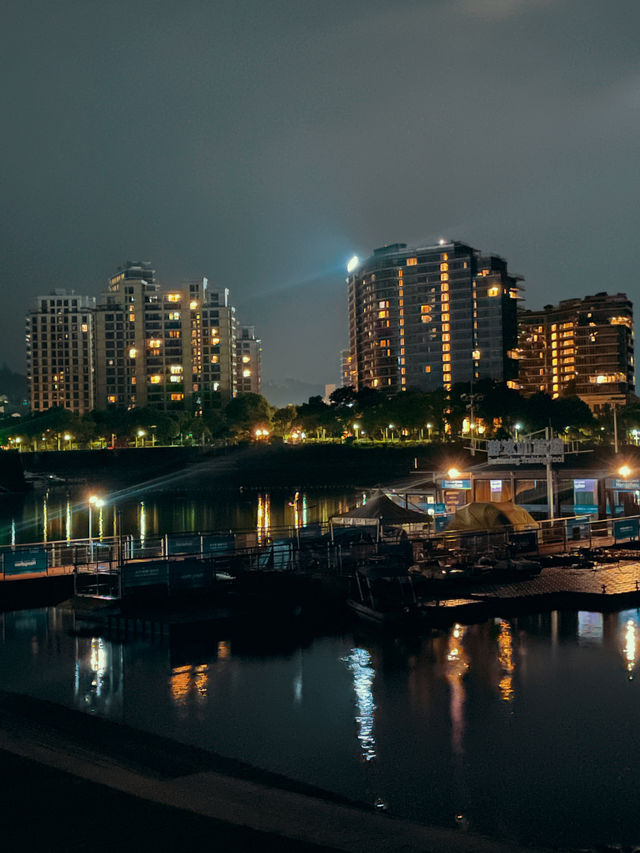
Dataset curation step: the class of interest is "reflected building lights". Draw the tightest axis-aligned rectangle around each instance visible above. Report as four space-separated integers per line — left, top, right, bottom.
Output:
65 499 72 544
42 496 48 543
342 648 377 762
497 619 515 703
257 493 271 544
623 618 638 679
139 501 146 547
217 640 231 660
445 623 469 756
170 663 210 704
10 519 15 548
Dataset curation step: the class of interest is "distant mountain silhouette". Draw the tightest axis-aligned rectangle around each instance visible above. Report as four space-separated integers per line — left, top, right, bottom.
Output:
262 378 325 407
0 363 27 403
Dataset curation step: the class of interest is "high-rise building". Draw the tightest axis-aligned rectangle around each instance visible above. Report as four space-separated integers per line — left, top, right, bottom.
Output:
26 290 96 414
235 325 261 394
346 241 521 393
518 292 634 410
94 264 238 411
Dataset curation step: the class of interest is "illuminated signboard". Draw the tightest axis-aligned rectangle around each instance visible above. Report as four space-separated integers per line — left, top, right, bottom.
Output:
488 438 564 465
441 479 471 490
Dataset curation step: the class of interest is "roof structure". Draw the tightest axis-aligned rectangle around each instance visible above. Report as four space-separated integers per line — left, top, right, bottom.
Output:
331 490 430 525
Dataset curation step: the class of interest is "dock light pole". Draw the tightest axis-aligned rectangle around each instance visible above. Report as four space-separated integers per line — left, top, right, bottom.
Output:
88 495 104 561
353 423 360 440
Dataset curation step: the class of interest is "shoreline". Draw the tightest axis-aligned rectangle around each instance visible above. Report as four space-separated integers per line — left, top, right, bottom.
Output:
0 689 551 853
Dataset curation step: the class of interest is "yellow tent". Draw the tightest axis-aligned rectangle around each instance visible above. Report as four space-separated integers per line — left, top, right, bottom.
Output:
445 501 538 532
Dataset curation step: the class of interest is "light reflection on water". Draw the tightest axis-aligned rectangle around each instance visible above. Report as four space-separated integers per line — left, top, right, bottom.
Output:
2 608 640 848
0 489 356 546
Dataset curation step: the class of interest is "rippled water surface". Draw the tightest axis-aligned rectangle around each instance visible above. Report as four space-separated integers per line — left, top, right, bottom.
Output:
1 606 640 849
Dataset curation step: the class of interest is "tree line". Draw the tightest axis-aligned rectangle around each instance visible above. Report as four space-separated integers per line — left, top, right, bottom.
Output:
2 379 639 449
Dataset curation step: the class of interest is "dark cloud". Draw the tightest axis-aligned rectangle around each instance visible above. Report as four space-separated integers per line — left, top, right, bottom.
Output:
2 0 639 386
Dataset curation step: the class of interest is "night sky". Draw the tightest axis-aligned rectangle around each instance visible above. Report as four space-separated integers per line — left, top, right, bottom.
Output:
2 0 639 391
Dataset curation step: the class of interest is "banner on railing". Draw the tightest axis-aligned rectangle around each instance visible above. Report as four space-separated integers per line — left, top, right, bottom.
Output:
614 518 639 541
2 547 48 575
167 534 202 556
122 561 169 589
202 534 235 554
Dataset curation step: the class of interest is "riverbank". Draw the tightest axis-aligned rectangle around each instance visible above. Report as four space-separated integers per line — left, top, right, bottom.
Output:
0 690 551 853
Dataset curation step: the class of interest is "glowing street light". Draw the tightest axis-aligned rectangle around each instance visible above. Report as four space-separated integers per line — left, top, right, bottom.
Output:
426 422 433 441
514 422 523 441
88 495 105 560
136 428 146 448
448 467 461 479
353 423 360 440
618 465 632 479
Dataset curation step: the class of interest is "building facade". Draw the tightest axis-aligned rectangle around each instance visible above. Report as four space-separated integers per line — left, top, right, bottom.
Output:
26 290 96 414
346 241 521 393
235 325 261 395
517 292 634 410
27 262 257 416
94 264 238 411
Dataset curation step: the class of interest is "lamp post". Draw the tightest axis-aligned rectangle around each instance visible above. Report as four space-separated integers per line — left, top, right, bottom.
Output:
63 433 72 450
353 423 360 440
137 429 146 448
88 495 104 561
514 423 523 442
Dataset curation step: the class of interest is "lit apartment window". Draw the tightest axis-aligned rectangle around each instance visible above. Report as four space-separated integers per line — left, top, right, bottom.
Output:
243 369 251 377
440 263 448 271
242 355 250 363
128 348 137 358
406 258 417 266
170 393 184 401
166 293 181 303
148 339 161 349
170 365 183 374
150 375 162 384
488 286 501 297
107 395 116 403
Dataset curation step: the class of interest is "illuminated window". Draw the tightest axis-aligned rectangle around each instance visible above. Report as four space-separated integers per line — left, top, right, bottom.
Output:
443 334 450 342
168 312 180 320
442 313 450 322
148 339 161 349
472 349 480 360
440 263 448 271
378 300 388 308
170 393 184 401
444 373 451 382
169 330 181 338
425 365 431 373
442 323 450 332
406 257 417 266
210 355 219 364
443 353 451 362
129 313 135 322
81 323 88 332
189 300 198 310
107 395 116 403
243 369 251 378
421 315 432 323
166 293 181 303
242 355 250 363
131 377 136 385
488 286 501 297
441 273 449 282
170 375 181 383
128 348 137 358
170 365 183 374
443 343 450 351
211 337 220 346
150 375 162 384
378 310 389 319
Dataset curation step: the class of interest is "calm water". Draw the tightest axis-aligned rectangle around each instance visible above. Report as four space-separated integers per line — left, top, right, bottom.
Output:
1 606 639 849
0 487 360 545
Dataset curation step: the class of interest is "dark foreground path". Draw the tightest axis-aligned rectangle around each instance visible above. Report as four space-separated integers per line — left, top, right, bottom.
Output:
0 692 551 853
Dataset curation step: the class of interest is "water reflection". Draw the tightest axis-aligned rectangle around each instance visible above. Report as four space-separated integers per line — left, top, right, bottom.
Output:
497 619 515 703
257 493 271 544
444 623 468 756
139 501 146 547
619 610 640 679
343 648 376 762
65 499 71 544
170 663 210 706
74 634 122 716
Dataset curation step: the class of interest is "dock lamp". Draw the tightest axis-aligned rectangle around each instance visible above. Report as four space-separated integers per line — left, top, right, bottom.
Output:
136 428 146 447
353 423 360 440
618 465 633 480
447 467 461 479
88 495 105 560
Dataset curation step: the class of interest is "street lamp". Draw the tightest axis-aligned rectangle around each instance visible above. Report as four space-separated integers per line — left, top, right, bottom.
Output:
618 465 632 480
426 423 433 441
448 467 461 479
353 423 360 440
137 429 146 448
514 423 523 441
88 495 104 560
63 433 72 449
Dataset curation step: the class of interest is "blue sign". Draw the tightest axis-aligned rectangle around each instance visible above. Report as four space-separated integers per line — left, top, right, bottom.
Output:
169 560 211 589
435 516 451 532
2 547 48 575
574 478 596 493
441 479 471 490
167 534 201 556
202 534 235 554
573 504 598 516
614 518 640 541
434 503 447 514
122 561 169 589
613 479 640 491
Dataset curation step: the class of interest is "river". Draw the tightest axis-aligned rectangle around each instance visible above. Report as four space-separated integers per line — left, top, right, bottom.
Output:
0 604 639 849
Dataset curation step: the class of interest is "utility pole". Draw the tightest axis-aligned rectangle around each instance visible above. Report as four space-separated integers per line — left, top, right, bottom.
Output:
545 426 555 521
613 403 619 455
